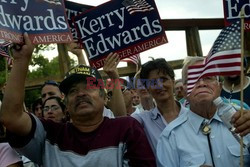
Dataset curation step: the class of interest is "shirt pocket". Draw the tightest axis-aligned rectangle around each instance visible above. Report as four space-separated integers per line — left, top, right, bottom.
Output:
181 153 205 167
227 145 250 166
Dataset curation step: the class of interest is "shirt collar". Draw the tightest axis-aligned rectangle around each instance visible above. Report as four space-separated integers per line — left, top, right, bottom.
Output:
151 107 160 120
151 101 185 120
188 109 223 134
188 111 204 134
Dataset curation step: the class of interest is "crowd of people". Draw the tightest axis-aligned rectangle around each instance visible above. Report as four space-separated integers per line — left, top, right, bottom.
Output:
0 33 250 167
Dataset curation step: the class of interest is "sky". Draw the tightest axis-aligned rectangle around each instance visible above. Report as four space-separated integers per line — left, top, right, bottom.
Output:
51 0 225 79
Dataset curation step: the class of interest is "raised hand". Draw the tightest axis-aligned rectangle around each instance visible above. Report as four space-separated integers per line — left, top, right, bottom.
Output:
12 32 34 61
103 52 120 79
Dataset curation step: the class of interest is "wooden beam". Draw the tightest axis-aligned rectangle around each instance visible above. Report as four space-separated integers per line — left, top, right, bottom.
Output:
161 18 224 31
185 27 203 56
57 44 71 78
168 59 184 70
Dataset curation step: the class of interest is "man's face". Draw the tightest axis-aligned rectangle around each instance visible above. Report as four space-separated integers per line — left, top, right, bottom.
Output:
65 82 104 120
187 76 222 106
34 104 42 118
41 85 63 103
147 69 174 103
136 80 151 99
132 93 140 106
174 82 185 100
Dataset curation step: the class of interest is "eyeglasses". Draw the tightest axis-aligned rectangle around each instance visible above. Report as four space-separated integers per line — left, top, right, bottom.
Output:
43 105 61 113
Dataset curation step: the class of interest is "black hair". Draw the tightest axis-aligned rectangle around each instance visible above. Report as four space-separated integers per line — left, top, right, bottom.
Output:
31 97 43 113
41 80 59 89
140 58 175 80
42 96 66 116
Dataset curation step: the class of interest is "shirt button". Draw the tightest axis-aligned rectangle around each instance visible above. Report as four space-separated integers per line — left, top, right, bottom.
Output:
217 155 221 158
210 135 215 139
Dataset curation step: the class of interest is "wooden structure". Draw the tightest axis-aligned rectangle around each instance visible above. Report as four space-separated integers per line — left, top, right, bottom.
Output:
25 18 225 89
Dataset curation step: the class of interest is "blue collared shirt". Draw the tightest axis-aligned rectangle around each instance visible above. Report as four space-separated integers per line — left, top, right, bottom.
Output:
132 102 187 155
156 109 250 167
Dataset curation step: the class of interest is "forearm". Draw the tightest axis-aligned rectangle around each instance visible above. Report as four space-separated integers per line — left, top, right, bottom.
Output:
109 87 127 117
0 59 32 135
0 33 34 135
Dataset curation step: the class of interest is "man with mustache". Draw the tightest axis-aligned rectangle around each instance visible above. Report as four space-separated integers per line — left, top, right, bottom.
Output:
156 56 250 167
0 33 156 167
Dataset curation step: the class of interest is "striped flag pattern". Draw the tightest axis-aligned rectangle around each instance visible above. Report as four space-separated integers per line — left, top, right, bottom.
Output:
187 21 241 95
121 54 141 65
122 0 154 15
0 41 11 57
44 0 62 5
0 41 13 66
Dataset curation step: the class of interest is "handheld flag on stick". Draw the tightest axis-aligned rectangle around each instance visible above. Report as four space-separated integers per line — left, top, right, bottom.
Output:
186 21 241 95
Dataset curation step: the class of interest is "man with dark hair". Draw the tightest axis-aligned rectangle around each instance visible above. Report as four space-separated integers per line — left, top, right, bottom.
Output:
41 80 64 103
31 98 43 118
132 58 188 154
174 79 185 101
0 33 156 167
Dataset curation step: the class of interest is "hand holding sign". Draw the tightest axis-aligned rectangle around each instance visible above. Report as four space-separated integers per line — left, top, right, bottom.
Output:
11 33 34 61
73 0 167 68
0 0 73 44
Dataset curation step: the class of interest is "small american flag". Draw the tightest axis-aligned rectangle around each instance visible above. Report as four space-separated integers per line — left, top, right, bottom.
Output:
0 41 11 57
44 0 62 5
121 54 141 65
122 0 154 15
187 21 241 95
0 41 13 66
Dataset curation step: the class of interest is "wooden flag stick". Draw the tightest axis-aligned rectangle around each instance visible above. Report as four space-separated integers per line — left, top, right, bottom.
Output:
240 8 245 167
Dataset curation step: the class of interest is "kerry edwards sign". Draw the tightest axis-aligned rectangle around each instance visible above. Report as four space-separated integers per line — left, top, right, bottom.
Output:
73 0 168 69
65 0 92 41
223 0 250 31
0 0 73 44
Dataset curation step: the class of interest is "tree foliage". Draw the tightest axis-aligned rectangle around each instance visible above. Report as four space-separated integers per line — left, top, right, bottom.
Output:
0 44 77 110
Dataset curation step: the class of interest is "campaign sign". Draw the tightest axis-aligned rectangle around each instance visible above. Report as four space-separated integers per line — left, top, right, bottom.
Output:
64 0 93 41
0 0 73 44
223 0 250 31
73 0 168 69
